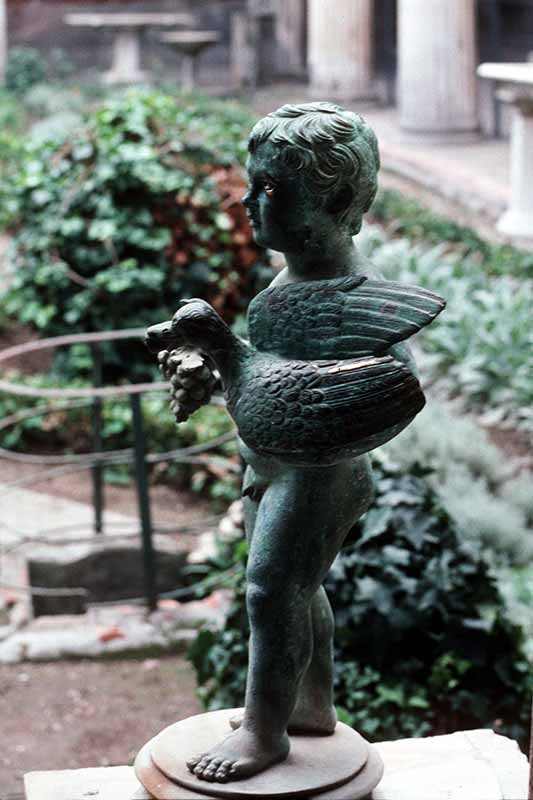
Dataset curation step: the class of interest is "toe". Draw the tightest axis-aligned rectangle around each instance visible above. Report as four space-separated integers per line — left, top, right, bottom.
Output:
215 767 229 783
194 756 211 776
186 754 202 771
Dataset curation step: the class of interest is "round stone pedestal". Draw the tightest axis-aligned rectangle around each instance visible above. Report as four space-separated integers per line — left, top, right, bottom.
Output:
135 709 384 800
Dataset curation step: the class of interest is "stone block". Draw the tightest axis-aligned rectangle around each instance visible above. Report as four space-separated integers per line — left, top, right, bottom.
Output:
28 536 188 616
24 729 529 800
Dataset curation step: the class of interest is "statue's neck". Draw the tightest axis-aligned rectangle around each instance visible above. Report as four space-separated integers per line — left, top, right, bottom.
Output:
282 233 361 282
207 334 248 388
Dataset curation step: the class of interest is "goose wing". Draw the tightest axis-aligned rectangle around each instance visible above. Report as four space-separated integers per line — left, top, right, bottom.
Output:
234 354 425 465
248 275 445 360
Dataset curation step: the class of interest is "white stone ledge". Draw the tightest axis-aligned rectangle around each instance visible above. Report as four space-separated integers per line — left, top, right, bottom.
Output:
24 729 529 800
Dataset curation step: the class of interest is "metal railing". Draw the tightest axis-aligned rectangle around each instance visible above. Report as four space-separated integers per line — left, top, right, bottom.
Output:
0 328 238 612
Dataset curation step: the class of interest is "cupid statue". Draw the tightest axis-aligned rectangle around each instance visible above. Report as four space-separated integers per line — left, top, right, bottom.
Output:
144 103 445 792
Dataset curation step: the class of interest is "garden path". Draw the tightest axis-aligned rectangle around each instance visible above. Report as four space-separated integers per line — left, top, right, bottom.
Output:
0 655 201 799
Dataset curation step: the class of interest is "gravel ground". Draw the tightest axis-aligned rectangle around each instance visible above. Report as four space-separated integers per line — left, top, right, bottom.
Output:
0 656 201 798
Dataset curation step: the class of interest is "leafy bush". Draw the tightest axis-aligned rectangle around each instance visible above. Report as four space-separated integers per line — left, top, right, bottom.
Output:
5 89 270 379
358 224 533 430
5 47 47 94
189 456 532 745
0 90 28 228
371 188 533 280
382 403 533 565
22 83 85 119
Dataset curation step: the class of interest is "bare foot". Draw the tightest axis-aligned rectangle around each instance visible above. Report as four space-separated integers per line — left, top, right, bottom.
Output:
230 703 337 736
186 727 290 783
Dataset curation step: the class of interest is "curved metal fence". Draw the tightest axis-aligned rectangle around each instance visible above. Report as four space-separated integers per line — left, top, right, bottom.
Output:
0 328 238 612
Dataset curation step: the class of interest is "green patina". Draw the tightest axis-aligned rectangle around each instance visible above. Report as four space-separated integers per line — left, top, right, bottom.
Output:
146 102 445 785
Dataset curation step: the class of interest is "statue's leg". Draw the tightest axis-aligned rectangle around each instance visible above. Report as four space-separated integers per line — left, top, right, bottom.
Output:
289 586 337 734
290 456 373 733
189 460 367 783
230 586 336 735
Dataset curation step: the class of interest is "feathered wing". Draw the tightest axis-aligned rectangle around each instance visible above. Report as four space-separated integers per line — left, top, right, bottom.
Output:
248 275 446 360
234 354 425 465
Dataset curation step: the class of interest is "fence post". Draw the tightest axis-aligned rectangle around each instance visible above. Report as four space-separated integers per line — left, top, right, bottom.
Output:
90 344 104 535
130 392 157 612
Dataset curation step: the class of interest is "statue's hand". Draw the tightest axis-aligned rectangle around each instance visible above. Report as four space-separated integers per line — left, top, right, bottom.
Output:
158 348 217 423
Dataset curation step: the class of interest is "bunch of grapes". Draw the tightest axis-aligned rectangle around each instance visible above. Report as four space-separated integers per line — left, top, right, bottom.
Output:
158 348 218 422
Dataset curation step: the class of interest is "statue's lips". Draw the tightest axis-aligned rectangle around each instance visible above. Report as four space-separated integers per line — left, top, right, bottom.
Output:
246 212 260 227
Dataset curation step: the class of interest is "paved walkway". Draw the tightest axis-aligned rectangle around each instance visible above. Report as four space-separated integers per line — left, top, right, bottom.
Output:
0 482 137 591
0 480 231 663
251 86 514 245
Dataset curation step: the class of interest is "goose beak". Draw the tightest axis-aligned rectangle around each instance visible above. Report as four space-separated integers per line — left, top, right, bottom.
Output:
144 318 180 354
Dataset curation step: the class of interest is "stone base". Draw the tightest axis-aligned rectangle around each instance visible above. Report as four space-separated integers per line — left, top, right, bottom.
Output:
497 208 533 241
24 729 529 800
135 708 383 799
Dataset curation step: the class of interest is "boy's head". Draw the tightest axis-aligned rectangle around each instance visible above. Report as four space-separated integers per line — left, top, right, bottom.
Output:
247 102 380 238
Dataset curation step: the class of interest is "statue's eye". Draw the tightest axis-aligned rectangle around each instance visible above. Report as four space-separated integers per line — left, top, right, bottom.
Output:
263 181 275 197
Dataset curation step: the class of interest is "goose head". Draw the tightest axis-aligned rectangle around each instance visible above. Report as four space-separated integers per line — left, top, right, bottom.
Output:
145 299 232 356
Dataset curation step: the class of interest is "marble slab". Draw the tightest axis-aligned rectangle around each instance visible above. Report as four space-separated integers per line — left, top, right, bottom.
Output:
24 729 529 800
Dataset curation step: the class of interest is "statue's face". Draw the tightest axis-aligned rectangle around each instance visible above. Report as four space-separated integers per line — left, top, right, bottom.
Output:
243 141 325 253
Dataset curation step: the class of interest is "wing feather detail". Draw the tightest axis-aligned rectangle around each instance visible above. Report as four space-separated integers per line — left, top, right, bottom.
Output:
232 354 426 465
248 275 445 360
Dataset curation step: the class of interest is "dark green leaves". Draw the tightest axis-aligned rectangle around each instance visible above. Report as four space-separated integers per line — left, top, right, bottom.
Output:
188 456 532 745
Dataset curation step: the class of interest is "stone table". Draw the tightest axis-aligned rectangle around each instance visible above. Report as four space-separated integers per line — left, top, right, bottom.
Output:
64 13 194 84
478 62 533 240
24 729 529 800
159 31 221 91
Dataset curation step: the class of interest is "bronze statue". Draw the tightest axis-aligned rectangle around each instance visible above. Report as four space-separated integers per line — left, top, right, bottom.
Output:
145 103 445 788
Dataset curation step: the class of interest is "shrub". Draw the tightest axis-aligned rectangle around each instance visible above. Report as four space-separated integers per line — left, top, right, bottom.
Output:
5 47 47 94
5 89 270 380
358 224 533 430
0 90 28 228
371 188 533 280
188 457 532 745
382 403 533 565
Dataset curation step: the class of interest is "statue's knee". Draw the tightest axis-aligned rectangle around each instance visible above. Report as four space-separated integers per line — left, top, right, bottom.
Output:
246 581 289 623
246 582 270 623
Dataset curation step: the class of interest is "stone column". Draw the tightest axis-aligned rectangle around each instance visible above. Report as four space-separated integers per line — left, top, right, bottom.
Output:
105 28 146 85
275 0 307 78
398 0 478 138
308 0 374 99
497 99 533 239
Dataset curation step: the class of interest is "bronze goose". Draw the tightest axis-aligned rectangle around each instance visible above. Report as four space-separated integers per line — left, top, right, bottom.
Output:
146 276 445 466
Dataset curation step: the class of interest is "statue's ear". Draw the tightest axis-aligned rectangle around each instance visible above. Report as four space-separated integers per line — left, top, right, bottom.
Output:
327 185 354 218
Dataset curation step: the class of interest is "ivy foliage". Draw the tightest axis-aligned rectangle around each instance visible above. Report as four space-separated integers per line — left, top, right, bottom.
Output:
5 47 47 94
4 89 270 379
0 89 28 229
189 457 532 745
382 402 533 566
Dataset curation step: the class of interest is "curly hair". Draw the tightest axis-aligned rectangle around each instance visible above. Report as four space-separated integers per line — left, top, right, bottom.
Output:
248 102 380 235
